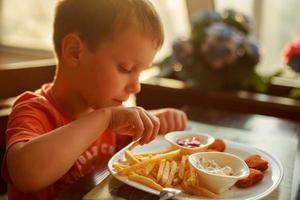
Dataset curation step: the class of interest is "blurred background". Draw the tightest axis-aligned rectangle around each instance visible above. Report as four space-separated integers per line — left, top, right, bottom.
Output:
1 0 300 77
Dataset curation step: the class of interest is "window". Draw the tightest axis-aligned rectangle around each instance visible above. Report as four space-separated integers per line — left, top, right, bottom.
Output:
0 0 191 63
215 0 300 77
1 0 55 50
149 0 191 62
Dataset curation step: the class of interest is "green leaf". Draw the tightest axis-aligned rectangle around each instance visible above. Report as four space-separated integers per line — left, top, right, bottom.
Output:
290 88 300 99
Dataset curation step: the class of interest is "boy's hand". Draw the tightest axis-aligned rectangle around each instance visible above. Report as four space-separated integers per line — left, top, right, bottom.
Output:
109 107 160 145
149 108 187 135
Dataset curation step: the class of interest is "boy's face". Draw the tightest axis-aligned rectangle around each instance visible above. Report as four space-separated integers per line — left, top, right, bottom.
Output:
75 26 158 109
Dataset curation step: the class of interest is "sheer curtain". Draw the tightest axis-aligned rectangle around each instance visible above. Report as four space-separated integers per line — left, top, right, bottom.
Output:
215 0 300 76
0 0 190 63
257 0 300 76
149 0 191 62
1 0 55 49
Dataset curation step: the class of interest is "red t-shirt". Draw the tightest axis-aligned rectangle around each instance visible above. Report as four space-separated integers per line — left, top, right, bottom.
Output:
1 83 126 200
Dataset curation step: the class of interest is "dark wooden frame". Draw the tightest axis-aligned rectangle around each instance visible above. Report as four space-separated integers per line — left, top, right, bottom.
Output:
136 77 300 122
0 58 56 99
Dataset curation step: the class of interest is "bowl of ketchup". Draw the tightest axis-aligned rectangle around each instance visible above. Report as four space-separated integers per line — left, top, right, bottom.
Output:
165 131 215 154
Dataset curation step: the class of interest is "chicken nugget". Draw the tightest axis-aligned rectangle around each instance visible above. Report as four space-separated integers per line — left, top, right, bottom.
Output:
207 138 225 152
245 154 268 171
235 168 264 188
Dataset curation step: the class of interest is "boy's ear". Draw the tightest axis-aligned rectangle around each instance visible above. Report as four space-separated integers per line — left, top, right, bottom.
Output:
61 33 84 66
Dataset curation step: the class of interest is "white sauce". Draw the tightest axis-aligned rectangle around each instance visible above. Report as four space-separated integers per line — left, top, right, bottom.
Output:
196 157 234 176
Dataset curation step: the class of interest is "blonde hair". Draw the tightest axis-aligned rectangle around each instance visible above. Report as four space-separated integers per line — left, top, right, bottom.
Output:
53 0 164 56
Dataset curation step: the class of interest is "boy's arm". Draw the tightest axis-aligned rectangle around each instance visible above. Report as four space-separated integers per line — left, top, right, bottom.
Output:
7 107 159 192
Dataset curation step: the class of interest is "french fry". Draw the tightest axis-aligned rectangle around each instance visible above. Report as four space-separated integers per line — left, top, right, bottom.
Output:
119 149 180 175
183 168 190 184
178 155 187 180
193 185 217 199
150 165 159 177
161 161 170 186
187 166 197 186
144 162 156 176
113 165 123 173
134 152 152 157
135 152 159 157
125 150 139 164
127 140 139 151
134 154 149 159
166 161 177 186
113 162 129 170
139 156 153 161
113 163 128 168
157 159 166 182
182 179 217 199
147 173 157 182
112 164 127 172
128 174 163 191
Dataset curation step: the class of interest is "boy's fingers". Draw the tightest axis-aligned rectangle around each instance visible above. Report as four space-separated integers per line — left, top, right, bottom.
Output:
136 108 153 145
118 125 134 135
181 111 187 130
174 114 183 131
146 114 160 141
151 116 160 140
166 112 175 132
139 108 160 143
158 115 168 135
130 109 144 141
177 111 187 130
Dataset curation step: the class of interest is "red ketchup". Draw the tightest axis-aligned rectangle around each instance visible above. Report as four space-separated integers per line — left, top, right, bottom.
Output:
176 137 204 148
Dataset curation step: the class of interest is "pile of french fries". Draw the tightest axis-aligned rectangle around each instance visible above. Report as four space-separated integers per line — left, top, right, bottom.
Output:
112 147 217 198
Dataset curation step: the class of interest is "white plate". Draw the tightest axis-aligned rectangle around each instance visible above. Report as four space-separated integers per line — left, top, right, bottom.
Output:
108 135 283 200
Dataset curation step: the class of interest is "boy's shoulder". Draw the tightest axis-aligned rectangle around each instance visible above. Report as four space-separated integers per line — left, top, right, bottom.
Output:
13 86 50 109
11 83 59 118
9 83 70 128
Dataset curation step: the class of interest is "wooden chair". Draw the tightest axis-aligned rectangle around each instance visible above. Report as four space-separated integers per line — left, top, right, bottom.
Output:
0 58 56 194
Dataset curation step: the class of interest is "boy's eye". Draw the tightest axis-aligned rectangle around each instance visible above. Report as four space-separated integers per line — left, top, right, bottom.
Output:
118 65 132 73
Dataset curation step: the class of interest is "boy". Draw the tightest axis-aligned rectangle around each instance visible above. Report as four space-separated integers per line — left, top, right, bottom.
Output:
2 0 187 199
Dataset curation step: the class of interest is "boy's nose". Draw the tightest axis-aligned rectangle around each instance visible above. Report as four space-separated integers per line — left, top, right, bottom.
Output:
126 79 141 94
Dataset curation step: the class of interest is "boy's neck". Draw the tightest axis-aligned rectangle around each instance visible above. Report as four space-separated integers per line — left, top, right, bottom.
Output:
51 74 93 119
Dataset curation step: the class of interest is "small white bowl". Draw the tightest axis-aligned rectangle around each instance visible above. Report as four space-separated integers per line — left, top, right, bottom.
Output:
164 131 215 154
189 152 250 194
